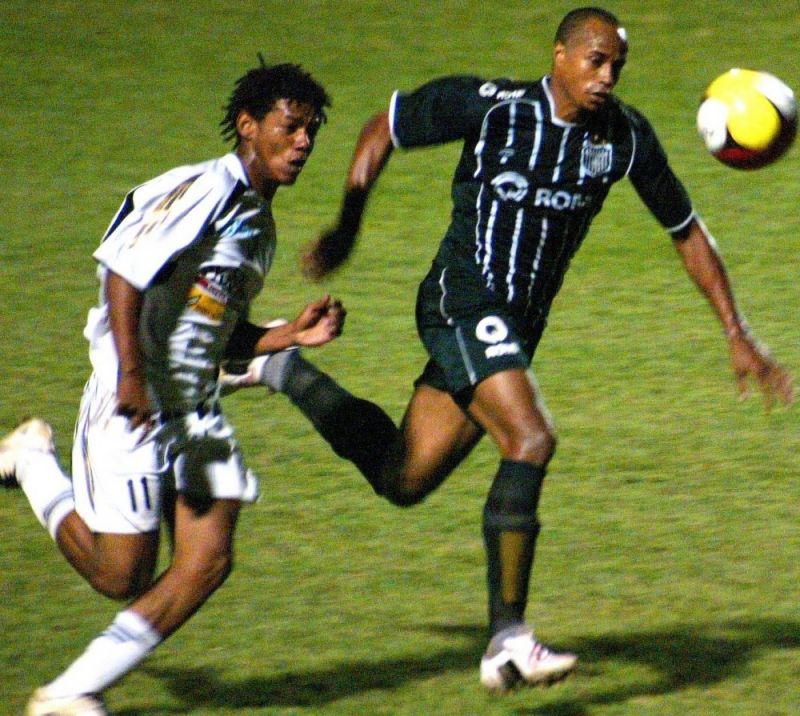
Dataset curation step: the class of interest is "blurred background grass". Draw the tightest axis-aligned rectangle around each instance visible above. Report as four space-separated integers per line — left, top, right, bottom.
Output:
1 1 799 714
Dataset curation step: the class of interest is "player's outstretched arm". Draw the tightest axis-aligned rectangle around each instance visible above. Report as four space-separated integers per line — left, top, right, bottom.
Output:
303 112 394 280
673 218 794 408
226 296 346 361
263 295 346 349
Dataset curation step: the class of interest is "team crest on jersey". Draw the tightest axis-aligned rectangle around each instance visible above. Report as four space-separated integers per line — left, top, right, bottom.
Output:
491 171 529 202
580 138 613 178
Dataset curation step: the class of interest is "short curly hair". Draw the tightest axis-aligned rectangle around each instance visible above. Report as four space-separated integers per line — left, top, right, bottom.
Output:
220 57 331 146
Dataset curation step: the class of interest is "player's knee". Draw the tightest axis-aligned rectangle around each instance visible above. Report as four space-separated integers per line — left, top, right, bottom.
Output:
179 550 234 597
504 425 556 466
90 565 153 601
376 465 443 507
381 485 427 507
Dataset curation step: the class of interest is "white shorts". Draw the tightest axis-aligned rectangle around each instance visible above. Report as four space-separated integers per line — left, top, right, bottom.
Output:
72 372 258 534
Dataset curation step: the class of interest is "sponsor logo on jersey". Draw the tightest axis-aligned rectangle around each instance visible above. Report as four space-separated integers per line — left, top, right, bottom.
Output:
186 275 228 322
475 316 521 359
580 138 614 177
533 188 592 210
491 171 529 202
478 82 526 101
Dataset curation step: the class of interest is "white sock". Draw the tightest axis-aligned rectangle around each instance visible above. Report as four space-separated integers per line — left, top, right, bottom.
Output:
44 610 162 698
18 450 75 540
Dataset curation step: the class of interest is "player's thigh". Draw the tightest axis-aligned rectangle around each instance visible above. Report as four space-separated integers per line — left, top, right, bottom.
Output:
172 494 240 563
130 495 241 638
92 530 160 591
393 383 484 487
467 368 556 461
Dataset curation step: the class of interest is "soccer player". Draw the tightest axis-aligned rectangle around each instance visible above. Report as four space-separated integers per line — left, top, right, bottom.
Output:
231 7 793 692
0 61 341 715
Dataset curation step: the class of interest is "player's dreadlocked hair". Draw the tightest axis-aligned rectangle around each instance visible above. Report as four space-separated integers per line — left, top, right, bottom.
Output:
555 7 620 45
220 56 331 146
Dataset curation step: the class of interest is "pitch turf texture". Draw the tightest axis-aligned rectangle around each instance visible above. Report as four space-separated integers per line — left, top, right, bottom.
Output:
1 2 799 714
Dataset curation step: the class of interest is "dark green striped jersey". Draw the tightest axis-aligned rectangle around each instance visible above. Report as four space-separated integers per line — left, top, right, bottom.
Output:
390 75 695 323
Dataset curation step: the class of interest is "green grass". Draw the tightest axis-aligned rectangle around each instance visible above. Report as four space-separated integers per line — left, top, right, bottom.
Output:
2 1 799 714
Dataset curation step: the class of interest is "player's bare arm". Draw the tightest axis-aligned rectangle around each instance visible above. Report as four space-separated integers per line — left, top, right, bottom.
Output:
257 295 346 349
673 219 794 406
105 270 153 427
226 296 346 361
303 112 394 280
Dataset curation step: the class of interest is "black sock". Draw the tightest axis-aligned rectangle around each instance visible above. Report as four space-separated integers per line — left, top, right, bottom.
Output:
281 354 398 494
482 459 545 635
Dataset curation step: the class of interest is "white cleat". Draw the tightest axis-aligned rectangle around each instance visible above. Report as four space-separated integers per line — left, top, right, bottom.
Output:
218 354 275 396
218 319 296 396
0 418 55 487
479 625 577 692
26 687 107 716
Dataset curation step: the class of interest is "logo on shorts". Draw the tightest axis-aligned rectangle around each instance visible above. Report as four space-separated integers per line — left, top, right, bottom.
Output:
475 316 521 359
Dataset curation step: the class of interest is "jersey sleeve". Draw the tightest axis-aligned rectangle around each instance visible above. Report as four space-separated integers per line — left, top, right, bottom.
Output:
626 108 695 235
389 75 486 148
93 170 230 290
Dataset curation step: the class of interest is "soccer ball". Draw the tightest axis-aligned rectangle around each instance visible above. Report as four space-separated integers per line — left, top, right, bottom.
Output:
696 68 796 169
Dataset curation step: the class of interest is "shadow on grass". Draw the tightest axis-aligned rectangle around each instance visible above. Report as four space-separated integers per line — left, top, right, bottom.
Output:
128 618 799 714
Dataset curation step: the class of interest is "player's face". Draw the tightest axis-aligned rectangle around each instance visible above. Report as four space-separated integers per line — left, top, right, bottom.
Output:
238 99 322 194
551 18 627 122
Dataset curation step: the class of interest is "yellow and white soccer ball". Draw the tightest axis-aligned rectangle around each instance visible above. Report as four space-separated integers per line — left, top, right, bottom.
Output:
697 68 796 169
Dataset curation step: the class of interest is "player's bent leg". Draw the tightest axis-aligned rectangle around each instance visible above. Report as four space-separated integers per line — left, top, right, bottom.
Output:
0 416 160 599
468 369 556 466
232 349 402 496
222 351 482 505
27 497 240 710
71 530 160 600
131 494 241 638
378 383 484 505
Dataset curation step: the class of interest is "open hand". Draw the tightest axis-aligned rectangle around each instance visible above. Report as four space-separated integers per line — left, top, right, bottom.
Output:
729 333 794 409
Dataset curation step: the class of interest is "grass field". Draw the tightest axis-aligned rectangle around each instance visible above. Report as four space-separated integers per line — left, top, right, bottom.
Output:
1 1 799 714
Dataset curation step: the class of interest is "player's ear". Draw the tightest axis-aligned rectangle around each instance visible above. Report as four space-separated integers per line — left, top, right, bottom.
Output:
553 42 567 69
236 111 257 143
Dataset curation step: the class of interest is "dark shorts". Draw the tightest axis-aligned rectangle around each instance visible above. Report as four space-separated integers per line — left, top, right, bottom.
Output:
414 262 545 406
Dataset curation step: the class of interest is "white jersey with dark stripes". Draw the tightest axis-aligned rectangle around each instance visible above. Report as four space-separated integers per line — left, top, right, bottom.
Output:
88 153 276 412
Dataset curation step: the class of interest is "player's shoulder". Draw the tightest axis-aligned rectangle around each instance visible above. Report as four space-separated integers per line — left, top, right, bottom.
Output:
607 95 656 135
410 74 541 103
141 153 246 203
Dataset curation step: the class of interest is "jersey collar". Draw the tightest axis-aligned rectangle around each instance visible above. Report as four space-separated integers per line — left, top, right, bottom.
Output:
541 76 580 129
224 152 251 187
